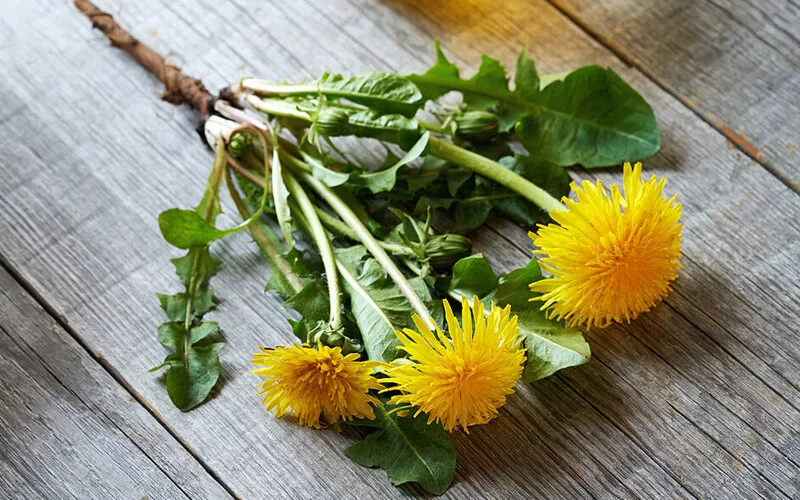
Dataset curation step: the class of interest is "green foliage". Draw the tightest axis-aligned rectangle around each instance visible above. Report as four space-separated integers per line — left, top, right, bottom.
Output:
158 208 229 249
351 131 430 194
409 44 660 167
515 65 661 167
153 146 230 411
448 253 498 299
228 132 253 158
336 246 438 362
153 247 224 411
346 109 421 148
391 152 570 232
490 155 571 226
345 406 456 495
149 40 659 492
489 258 591 382
447 254 590 383
316 72 423 117
155 320 224 411
302 152 350 187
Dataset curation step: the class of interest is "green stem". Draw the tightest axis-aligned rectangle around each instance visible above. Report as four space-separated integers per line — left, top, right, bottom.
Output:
283 170 343 330
295 170 434 327
242 79 318 97
313 206 413 256
245 95 312 121
229 154 414 259
418 120 444 133
427 136 565 213
180 144 227 369
224 168 304 294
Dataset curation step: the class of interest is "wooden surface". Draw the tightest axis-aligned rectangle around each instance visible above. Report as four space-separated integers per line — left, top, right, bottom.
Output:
550 0 800 190
1 0 798 498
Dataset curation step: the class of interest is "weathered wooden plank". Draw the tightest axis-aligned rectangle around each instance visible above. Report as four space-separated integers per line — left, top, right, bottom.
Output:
0 267 231 499
548 0 800 190
0 0 798 498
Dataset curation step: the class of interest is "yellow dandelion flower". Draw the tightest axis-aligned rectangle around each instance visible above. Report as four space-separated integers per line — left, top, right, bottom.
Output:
530 162 683 329
251 342 383 428
383 296 525 432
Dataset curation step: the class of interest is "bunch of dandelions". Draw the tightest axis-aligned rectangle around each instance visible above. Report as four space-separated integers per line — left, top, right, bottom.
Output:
247 161 683 429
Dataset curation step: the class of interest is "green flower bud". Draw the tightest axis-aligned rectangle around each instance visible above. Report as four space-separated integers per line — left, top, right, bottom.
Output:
454 111 499 143
424 234 472 269
228 132 253 157
314 108 351 137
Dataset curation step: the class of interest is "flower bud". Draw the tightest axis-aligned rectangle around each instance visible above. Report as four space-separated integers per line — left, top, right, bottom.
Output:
314 108 351 137
424 234 472 269
454 111 499 143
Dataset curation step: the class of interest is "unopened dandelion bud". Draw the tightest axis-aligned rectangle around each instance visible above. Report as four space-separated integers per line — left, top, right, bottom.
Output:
424 234 472 268
314 108 351 137
454 111 499 143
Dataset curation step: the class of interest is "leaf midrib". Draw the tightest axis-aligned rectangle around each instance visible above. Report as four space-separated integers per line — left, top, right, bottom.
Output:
381 408 438 484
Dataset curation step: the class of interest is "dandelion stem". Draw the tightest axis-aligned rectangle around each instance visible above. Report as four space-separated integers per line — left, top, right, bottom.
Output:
294 169 435 327
313 208 414 256
242 79 319 97
427 136 565 213
224 168 304 294
283 170 343 330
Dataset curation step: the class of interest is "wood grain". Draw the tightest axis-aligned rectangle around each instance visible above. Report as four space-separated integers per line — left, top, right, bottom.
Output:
0 0 798 497
0 267 231 499
548 0 800 190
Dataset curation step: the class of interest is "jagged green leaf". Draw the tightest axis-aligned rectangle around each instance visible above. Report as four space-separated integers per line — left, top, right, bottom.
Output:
410 44 660 167
408 41 508 109
345 406 455 495
165 341 224 412
515 65 660 167
171 247 221 287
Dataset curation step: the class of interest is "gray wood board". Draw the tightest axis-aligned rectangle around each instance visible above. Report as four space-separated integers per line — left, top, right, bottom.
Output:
0 267 231 499
0 0 797 498
549 0 800 190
